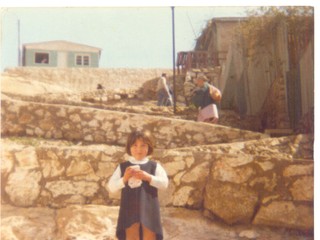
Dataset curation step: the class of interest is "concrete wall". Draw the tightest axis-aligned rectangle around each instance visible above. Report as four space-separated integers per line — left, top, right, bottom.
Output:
196 18 244 66
259 76 291 129
220 21 290 116
220 20 313 133
215 21 239 63
299 40 314 116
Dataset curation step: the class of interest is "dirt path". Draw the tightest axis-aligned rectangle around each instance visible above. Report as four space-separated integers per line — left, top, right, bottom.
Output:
1 205 313 240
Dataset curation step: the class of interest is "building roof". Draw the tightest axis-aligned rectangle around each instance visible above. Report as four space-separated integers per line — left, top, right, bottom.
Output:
209 17 247 22
23 40 102 53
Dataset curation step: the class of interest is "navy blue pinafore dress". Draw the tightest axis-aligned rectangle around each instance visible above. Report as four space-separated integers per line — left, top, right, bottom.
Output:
116 160 163 240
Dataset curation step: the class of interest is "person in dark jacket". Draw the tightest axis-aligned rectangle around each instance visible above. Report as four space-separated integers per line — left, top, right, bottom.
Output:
191 75 221 123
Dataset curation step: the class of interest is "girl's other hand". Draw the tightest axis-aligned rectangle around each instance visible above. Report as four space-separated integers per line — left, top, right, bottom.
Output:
133 170 152 183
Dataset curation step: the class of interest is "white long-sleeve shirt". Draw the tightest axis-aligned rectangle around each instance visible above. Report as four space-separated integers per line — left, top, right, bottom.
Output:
156 76 171 95
107 157 169 193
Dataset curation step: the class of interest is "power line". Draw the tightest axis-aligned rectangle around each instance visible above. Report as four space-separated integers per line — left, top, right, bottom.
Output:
186 12 197 39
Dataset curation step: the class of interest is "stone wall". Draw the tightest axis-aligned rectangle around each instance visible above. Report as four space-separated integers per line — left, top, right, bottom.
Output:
1 134 313 230
1 98 268 149
204 154 313 230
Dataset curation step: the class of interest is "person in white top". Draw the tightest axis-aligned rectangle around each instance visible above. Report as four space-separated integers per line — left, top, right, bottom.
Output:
107 130 168 240
156 73 173 106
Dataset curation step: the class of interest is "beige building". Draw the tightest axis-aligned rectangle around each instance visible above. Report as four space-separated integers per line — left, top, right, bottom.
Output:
194 17 245 66
176 18 245 75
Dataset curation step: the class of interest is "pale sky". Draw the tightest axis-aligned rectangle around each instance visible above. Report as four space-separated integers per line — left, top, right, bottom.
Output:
1 6 256 70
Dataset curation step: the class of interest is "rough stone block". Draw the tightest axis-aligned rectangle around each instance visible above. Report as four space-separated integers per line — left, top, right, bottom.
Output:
204 180 259 224
253 201 313 230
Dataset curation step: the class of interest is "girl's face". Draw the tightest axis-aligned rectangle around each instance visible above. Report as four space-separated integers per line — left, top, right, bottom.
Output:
130 138 149 160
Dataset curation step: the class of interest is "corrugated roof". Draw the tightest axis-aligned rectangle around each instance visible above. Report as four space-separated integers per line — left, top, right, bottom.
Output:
23 40 102 53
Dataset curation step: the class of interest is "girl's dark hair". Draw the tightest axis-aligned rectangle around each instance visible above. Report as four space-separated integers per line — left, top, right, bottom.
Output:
126 130 154 156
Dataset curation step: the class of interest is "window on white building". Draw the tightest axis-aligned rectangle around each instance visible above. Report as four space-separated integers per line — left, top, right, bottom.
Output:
83 56 89 65
76 55 90 66
35 53 49 64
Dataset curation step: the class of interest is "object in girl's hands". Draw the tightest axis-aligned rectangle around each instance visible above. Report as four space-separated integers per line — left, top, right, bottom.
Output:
128 165 142 188
130 165 140 172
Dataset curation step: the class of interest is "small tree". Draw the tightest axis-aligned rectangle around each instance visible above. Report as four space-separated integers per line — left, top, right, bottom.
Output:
239 6 314 60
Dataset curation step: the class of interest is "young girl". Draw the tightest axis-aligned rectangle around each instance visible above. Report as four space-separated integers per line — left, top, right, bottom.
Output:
108 130 169 240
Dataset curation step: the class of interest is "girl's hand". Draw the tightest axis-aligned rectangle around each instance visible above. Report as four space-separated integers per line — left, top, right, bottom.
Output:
133 170 152 183
123 167 136 183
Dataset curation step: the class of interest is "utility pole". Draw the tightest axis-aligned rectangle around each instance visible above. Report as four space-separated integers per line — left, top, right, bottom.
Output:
171 6 177 114
3 10 21 67
17 19 21 66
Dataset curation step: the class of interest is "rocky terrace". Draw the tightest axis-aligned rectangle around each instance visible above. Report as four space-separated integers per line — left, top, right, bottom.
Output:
0 67 314 240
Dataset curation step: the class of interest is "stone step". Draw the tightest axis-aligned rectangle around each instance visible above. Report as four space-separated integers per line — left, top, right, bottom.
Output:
174 133 314 160
264 128 294 137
